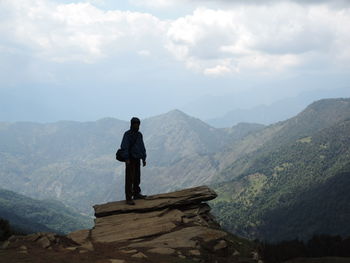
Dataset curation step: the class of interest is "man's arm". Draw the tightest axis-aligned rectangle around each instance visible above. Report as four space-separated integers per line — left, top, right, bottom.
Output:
120 132 130 162
140 133 147 166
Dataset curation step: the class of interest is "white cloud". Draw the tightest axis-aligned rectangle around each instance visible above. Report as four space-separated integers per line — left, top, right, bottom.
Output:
87 0 106 5
204 65 232 76
165 3 350 75
130 0 350 9
129 0 188 9
138 49 151 56
0 0 166 63
0 0 349 77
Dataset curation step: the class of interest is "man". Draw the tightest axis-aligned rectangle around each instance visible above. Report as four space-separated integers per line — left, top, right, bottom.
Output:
120 117 147 205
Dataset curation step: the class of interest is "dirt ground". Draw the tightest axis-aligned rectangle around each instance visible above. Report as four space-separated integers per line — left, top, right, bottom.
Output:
0 237 246 263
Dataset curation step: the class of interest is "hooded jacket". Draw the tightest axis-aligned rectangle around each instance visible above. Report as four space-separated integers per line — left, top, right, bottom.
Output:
120 129 147 161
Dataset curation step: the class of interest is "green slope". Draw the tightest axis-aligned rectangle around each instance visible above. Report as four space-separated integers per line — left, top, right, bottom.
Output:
216 98 350 183
0 188 93 234
211 99 350 242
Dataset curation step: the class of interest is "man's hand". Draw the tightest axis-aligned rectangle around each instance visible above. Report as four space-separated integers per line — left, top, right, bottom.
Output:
142 160 146 167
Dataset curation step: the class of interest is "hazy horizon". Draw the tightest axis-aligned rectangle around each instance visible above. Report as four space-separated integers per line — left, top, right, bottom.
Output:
1 0 350 123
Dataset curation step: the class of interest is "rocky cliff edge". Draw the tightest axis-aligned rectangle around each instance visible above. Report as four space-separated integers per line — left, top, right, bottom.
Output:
0 186 260 263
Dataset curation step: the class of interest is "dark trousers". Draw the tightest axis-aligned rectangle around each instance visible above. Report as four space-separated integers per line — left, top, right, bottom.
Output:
125 158 141 200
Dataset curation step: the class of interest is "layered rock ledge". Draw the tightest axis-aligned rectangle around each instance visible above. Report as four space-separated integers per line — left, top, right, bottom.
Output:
90 186 221 244
93 185 217 218
82 185 259 262
1 186 260 263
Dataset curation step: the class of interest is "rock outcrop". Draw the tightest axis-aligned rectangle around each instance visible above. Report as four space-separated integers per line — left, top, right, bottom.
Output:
90 186 221 245
82 186 259 262
1 186 260 263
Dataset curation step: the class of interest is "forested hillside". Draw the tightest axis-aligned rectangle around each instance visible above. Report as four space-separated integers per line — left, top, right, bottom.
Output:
211 98 350 242
0 188 92 234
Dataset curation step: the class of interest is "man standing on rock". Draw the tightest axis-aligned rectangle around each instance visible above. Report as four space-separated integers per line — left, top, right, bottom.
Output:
120 117 147 205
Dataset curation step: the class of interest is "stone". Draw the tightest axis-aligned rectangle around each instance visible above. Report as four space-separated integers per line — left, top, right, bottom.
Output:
25 233 41 242
213 240 227 251
67 229 90 245
128 226 227 249
131 252 147 258
85 186 259 262
44 233 56 242
109 260 126 263
37 236 51 248
18 245 28 254
181 203 211 217
8 235 18 242
80 241 94 251
66 246 78 251
27 232 56 243
0 241 10 249
91 209 184 243
189 249 201 256
147 247 176 255
183 217 192 224
94 186 217 218
19 245 27 250
131 238 145 243
119 249 138 254
252 251 259 260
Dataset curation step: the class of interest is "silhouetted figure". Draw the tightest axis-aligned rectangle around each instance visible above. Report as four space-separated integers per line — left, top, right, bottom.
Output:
120 117 147 205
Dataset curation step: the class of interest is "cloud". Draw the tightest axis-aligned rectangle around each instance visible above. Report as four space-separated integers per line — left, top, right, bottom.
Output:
204 65 232 76
133 0 350 8
0 0 166 63
216 0 350 6
0 0 349 79
129 0 182 8
165 3 350 75
138 49 151 56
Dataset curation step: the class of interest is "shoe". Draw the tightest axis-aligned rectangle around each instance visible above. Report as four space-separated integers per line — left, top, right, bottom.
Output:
126 199 135 205
134 193 147 199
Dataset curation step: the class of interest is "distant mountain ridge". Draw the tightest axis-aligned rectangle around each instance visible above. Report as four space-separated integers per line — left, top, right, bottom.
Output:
207 100 305 127
0 109 263 215
142 109 231 165
1 98 350 243
206 88 350 127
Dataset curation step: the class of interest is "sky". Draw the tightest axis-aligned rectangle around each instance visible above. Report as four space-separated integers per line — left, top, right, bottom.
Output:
0 0 350 122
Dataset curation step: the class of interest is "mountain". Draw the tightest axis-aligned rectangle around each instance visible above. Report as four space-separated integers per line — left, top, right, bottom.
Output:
0 188 92 235
222 123 265 139
0 109 263 215
213 98 350 182
142 109 232 165
1 98 350 243
206 87 350 128
210 98 350 242
0 118 129 214
140 111 264 193
207 99 306 127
